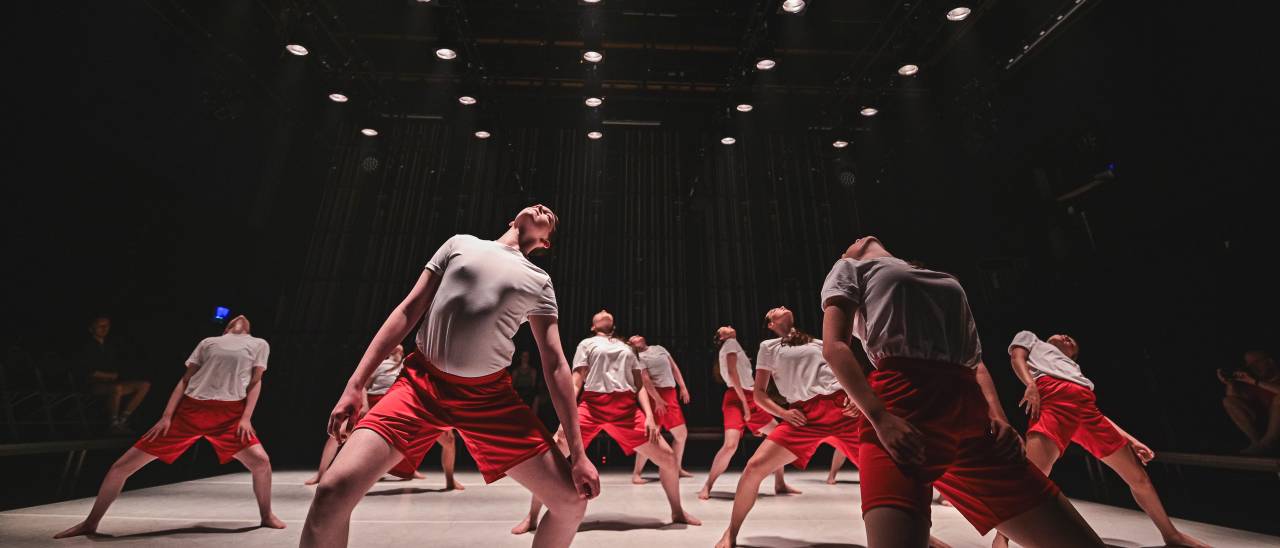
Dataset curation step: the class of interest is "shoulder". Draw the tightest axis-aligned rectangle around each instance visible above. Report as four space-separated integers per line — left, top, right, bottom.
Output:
759 338 781 351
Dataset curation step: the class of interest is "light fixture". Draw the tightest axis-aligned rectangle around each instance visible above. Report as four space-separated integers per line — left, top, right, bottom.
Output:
736 103 753 112
360 128 378 137
721 137 736 145
832 140 850 149
415 0 431 3
755 59 776 71
946 7 971 21
585 97 603 107
587 131 603 140
898 64 919 76
475 131 491 139
582 0 602 3
328 93 348 103
435 48 457 60
458 95 477 105
285 44 308 56
782 0 806 14
583 51 603 63
860 107 878 117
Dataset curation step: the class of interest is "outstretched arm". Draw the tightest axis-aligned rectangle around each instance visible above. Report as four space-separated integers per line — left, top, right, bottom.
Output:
975 361 1024 458
752 369 805 426
530 315 601 498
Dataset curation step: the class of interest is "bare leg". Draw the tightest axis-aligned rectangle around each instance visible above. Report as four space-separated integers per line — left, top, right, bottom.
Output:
699 429 742 499
996 493 1104 547
121 381 151 416
301 429 406 548
440 430 465 490
865 506 931 548
105 384 122 421
514 430 569 535
1248 396 1280 453
715 440 797 548
827 451 847 484
670 425 693 477
1222 396 1261 444
773 466 800 495
53 448 157 538
1101 447 1208 547
306 437 341 485
233 444 285 529
634 437 700 525
506 449 589 548
993 433 1060 548
632 452 651 484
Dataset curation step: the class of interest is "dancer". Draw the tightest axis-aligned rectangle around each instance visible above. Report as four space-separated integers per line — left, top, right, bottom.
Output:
991 332 1208 548
715 306 862 548
628 334 694 482
512 350 546 417
513 310 700 534
820 236 1106 548
55 315 283 538
301 205 600 548
699 327 797 500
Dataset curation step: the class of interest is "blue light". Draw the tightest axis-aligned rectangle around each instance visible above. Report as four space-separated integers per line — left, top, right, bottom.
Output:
1107 162 1116 172
214 307 230 321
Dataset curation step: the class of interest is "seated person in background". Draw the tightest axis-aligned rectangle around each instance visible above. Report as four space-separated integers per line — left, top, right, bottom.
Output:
82 316 151 433
1219 350 1280 456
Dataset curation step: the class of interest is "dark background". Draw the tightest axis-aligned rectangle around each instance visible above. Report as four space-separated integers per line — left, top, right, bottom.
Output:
3 0 1275 532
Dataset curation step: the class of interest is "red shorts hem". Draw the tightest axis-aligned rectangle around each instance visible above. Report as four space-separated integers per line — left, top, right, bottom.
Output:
131 396 259 465
578 391 650 455
1028 376 1128 460
722 390 774 436
765 393 861 469
656 387 686 430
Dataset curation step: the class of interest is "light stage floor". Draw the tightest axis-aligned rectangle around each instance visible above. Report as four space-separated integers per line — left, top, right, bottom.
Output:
1 470 1274 547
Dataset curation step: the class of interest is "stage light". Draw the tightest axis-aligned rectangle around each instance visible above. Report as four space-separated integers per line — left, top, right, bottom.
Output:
361 128 378 136
946 7 971 21
436 48 457 60
328 93 348 103
213 306 230 321
475 131 491 139
416 0 431 3
898 64 919 76
458 95 477 105
736 103 753 112
587 131 603 140
782 0 806 14
860 107 879 117
585 97 603 107
832 140 849 149
755 59 776 71
721 137 736 145
583 51 603 63
583 0 602 3
285 44 308 56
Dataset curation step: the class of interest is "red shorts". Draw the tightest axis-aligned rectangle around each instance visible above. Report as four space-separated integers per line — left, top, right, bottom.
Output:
362 392 423 480
722 390 774 435
578 391 651 455
133 396 260 464
1028 376 1127 459
859 358 1060 535
356 352 553 484
655 387 686 430
766 392 861 469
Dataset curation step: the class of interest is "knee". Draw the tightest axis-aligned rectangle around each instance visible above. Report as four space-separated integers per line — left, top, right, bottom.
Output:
545 489 588 521
1222 396 1245 410
721 439 739 453
742 456 772 477
313 474 357 509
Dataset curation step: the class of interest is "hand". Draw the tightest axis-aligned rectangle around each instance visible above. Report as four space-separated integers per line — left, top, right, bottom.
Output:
141 416 172 442
870 412 925 466
839 398 862 420
989 417 1025 460
652 398 668 419
327 386 365 443
1216 369 1231 385
1231 370 1257 385
1019 384 1042 421
569 452 601 499
237 418 257 442
741 405 752 424
679 387 691 404
781 408 807 427
1130 439 1155 465
644 417 661 444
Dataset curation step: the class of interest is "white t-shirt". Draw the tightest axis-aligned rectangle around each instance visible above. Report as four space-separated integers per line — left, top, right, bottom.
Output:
184 333 269 401
367 358 403 396
574 336 642 393
718 338 755 390
1008 331 1095 390
637 345 678 388
758 338 841 403
416 235 559 377
821 256 983 369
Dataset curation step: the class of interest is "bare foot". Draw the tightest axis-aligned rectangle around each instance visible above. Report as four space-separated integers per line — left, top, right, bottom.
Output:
260 514 286 529
672 511 702 526
631 475 650 485
714 528 736 548
510 516 538 535
825 474 838 485
697 486 711 500
445 478 466 491
1164 531 1211 548
991 532 1009 548
303 475 320 486
775 483 803 496
53 521 97 539
679 469 694 478
928 535 953 548
413 471 427 480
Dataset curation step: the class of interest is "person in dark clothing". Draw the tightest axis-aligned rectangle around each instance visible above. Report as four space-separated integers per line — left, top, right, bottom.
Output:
82 316 151 433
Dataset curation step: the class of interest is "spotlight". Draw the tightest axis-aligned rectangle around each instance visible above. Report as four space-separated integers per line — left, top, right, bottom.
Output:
285 44 308 56
860 107 879 117
328 93 348 103
721 137 736 145
583 51 603 63
897 64 919 76
946 7 971 21
736 103 753 112
415 0 431 3
475 130 491 139
755 59 776 71
582 0 602 3
587 131 603 140
832 140 850 149
361 128 378 137
458 95 477 105
435 48 457 60
782 0 806 14
585 97 603 107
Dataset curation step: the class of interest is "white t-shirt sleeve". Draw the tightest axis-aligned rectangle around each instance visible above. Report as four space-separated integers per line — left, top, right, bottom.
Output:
1008 331 1040 355
253 340 270 370
185 339 209 367
425 235 464 274
820 259 862 309
571 339 590 371
756 341 776 372
629 351 643 371
528 280 558 318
